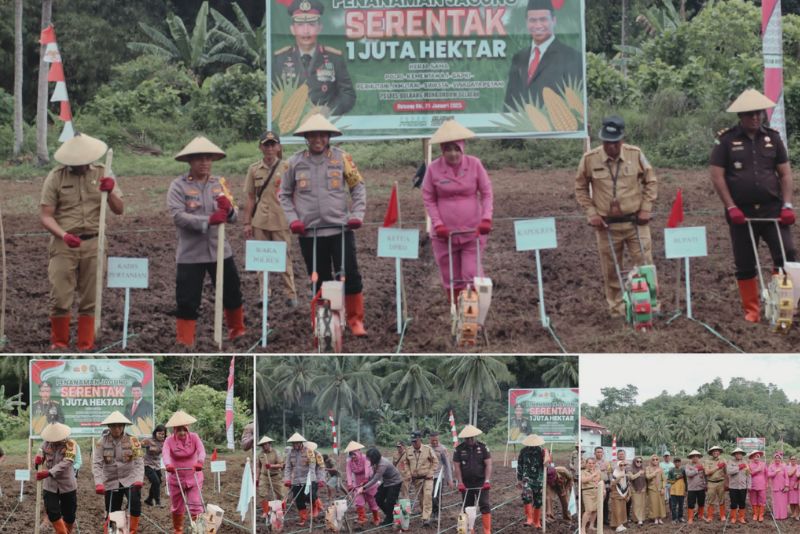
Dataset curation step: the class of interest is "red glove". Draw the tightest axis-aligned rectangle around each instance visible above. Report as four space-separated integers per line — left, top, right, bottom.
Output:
290 220 306 235
95 484 105 495
284 480 292 488
265 463 272 469
347 218 362 230
727 206 746 225
133 481 143 488
435 225 450 239
208 209 228 225
36 470 50 481
458 482 466 493
718 462 726 469
318 480 325 488
696 465 704 471
739 464 747 470
477 219 492 235
99 177 115 192
62 233 82 248
166 465 176 473
216 195 233 213
482 481 491 490
194 462 203 472
780 207 796 225
34 455 44 467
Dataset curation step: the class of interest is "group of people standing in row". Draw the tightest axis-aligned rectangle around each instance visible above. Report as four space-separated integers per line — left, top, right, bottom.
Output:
581 445 800 533
39 87 794 350
33 409 208 534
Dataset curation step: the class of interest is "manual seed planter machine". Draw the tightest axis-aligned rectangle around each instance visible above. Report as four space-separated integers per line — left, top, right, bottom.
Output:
448 230 493 348
309 224 348 353
606 221 659 331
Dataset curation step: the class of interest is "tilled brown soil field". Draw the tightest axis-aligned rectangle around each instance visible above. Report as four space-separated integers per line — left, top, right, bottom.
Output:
0 451 253 533
2 166 798 353
255 450 576 534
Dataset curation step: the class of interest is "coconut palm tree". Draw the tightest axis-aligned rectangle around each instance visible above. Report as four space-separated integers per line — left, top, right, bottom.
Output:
127 1 244 84
13 0 23 157
540 357 578 387
0 356 29 398
381 357 440 429
35 0 52 165
445 355 511 425
272 356 321 437
209 3 266 70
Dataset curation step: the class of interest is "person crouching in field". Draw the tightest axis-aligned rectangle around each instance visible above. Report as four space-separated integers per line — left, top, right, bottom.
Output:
243 131 298 308
40 133 123 350
361 448 404 527
345 441 381 528
36 423 78 534
167 136 246 348
422 120 493 303
163 411 205 532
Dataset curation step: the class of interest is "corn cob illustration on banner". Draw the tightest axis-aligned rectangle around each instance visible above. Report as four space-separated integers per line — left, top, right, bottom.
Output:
494 80 585 133
271 76 332 136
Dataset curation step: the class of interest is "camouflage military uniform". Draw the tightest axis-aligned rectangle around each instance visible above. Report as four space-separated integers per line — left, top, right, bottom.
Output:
518 445 545 507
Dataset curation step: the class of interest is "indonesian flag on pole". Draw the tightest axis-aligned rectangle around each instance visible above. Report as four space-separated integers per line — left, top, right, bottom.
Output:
666 188 684 228
329 411 338 456
383 182 399 227
211 448 218 461
449 410 459 447
611 435 617 463
763 0 788 146
225 357 235 450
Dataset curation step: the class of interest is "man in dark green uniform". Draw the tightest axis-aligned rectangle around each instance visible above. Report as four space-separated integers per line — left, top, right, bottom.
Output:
273 0 356 115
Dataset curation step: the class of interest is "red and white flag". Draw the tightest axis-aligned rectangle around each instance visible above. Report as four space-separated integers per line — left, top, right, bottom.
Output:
763 0 787 145
449 410 459 447
39 24 74 142
329 411 338 456
666 188 684 228
611 435 617 463
225 357 235 450
383 182 399 227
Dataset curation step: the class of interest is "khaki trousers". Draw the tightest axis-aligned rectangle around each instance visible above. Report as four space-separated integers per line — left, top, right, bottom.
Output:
253 227 296 299
706 480 725 505
410 478 433 520
48 237 99 316
594 223 652 315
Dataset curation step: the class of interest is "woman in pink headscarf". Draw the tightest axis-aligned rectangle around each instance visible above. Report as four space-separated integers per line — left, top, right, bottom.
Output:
163 410 206 533
788 455 800 519
749 450 767 522
345 441 380 527
768 451 790 520
422 119 493 301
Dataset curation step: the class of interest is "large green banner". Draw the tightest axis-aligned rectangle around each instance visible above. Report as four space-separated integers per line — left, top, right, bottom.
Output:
268 0 586 140
30 359 155 438
508 388 578 444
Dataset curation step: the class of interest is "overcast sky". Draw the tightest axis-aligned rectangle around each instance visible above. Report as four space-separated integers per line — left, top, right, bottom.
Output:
581 354 800 406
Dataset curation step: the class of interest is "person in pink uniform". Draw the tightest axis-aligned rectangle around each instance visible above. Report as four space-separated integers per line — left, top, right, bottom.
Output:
769 451 790 520
345 441 381 528
749 450 767 522
788 455 800 520
163 410 206 534
422 120 493 300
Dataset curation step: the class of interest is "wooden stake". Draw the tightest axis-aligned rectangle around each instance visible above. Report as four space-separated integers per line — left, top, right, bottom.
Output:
214 223 225 350
94 148 113 335
0 201 6 346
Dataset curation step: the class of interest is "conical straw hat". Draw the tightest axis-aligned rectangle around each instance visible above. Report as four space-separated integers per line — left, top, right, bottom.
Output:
430 119 476 145
41 422 71 442
458 424 483 439
344 441 365 454
522 434 545 447
101 411 132 425
748 450 763 458
726 89 776 113
731 447 745 455
687 450 702 458
707 445 723 453
54 133 108 166
306 441 318 452
294 114 342 137
165 410 197 428
258 435 274 445
174 136 226 162
287 432 306 443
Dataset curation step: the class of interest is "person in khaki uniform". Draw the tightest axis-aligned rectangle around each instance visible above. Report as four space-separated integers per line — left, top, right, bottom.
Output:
243 131 298 308
92 411 144 534
646 454 667 523
257 435 285 511
35 423 78 534
40 133 123 350
702 445 727 521
575 116 658 317
404 431 439 527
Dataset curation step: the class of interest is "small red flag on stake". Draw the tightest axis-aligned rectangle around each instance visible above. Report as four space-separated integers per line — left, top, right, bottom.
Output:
666 188 684 228
211 448 218 461
48 62 65 83
39 25 56 45
59 100 72 121
383 183 399 227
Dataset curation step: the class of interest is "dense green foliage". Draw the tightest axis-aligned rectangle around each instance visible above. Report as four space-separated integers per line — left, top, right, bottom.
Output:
257 356 578 447
3 0 800 169
582 378 800 458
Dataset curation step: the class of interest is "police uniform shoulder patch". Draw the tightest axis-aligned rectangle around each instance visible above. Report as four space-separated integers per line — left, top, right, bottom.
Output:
323 46 342 55
65 439 77 461
274 46 291 55
716 127 734 138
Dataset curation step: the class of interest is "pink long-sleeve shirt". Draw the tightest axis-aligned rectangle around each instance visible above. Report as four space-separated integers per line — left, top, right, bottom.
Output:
163 431 206 485
347 452 377 493
769 461 789 492
422 154 493 241
749 460 767 491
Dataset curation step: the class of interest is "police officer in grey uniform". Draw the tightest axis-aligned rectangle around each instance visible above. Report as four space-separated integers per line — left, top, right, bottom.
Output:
273 0 356 115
